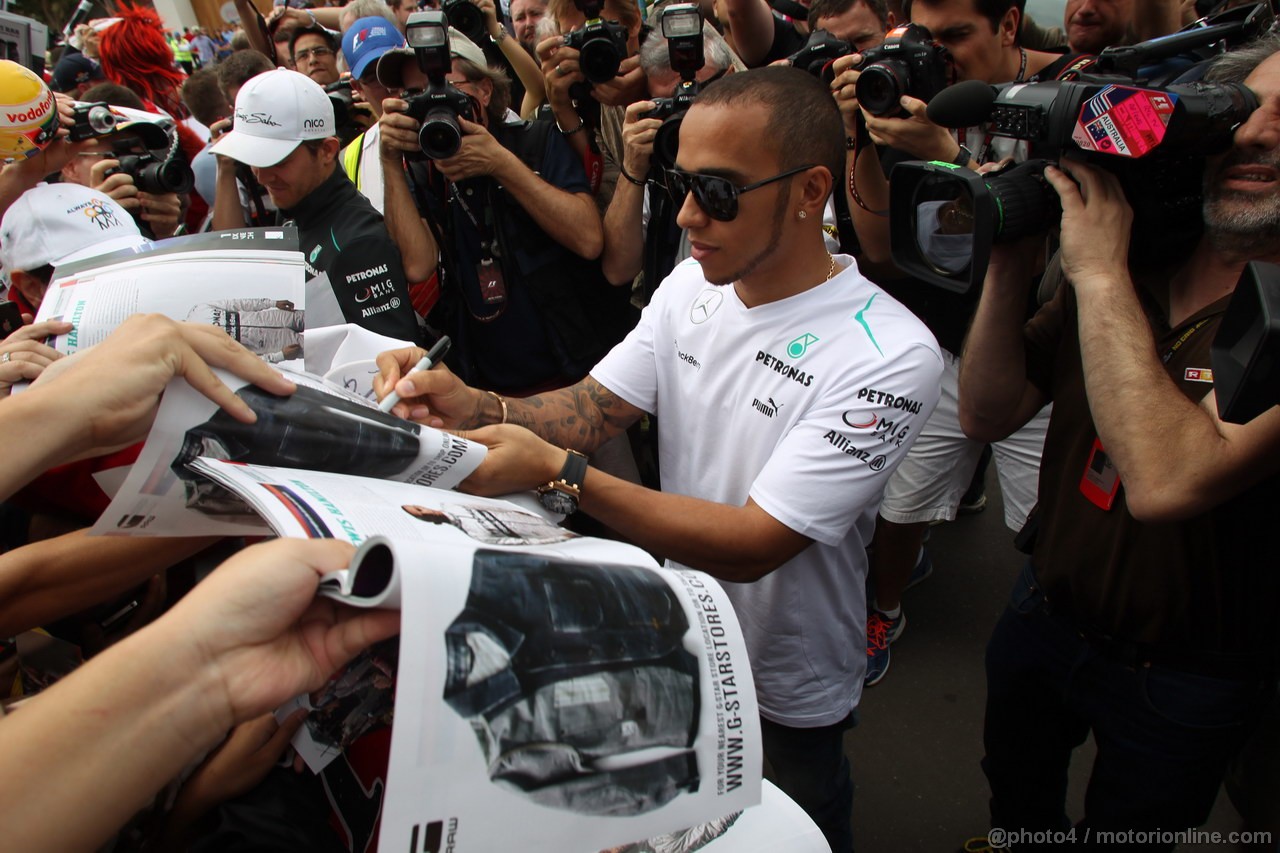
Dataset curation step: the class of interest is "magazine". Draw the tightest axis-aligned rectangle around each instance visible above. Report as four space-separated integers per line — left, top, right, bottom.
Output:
90 368 486 538
34 227 306 362
184 460 765 853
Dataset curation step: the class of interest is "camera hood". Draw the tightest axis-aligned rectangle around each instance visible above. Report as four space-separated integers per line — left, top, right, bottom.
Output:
888 160 996 294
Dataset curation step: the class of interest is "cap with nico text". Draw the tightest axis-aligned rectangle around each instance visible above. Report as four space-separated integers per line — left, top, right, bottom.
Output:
210 68 335 168
343 17 406 80
376 28 489 89
0 183 148 275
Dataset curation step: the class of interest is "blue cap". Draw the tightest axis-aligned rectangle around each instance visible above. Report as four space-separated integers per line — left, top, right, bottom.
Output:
342 17 406 80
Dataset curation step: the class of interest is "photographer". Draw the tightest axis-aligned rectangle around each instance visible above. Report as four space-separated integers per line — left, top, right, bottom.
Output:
600 17 735 292
340 16 407 212
377 21 626 395
828 0 1079 686
535 0 645 204
957 36 1280 844
59 133 184 240
808 0 897 52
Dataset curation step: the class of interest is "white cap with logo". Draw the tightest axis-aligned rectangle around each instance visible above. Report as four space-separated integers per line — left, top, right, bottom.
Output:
0 183 148 274
210 68 336 168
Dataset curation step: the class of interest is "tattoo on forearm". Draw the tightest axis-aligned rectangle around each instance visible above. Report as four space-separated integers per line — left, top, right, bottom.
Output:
506 378 637 450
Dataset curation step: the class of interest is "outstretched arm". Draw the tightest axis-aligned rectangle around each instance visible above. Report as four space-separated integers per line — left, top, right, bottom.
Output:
1045 160 1280 521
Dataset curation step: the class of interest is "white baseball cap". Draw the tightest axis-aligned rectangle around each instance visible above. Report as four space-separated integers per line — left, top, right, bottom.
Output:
0 183 148 274
210 69 335 168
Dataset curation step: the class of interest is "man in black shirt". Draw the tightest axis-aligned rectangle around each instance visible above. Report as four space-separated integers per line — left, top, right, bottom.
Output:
211 68 421 344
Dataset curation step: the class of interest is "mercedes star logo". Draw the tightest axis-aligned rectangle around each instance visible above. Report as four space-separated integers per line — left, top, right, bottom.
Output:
690 289 724 324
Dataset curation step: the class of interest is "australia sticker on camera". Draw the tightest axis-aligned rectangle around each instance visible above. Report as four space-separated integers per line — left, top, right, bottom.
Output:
1071 85 1176 158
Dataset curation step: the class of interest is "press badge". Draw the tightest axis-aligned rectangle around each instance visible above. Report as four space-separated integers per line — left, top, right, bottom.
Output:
1080 438 1121 510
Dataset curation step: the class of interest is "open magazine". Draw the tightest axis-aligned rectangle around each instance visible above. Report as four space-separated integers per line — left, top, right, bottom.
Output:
91 368 486 538
34 227 305 362
189 461 766 853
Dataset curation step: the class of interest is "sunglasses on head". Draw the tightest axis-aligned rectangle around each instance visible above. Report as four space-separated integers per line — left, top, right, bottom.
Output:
663 164 816 221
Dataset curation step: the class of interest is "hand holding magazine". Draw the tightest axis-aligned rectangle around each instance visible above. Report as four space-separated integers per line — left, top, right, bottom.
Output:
190 460 768 853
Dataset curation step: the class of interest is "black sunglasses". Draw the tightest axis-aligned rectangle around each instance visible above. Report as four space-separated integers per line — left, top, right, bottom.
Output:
663 164 816 221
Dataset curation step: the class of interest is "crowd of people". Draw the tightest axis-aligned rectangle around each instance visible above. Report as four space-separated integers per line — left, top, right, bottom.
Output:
0 0 1277 848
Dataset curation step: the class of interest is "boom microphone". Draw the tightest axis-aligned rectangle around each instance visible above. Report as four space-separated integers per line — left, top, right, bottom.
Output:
926 80 998 128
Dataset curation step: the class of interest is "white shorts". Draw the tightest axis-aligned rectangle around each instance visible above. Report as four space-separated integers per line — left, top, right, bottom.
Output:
878 350 1050 531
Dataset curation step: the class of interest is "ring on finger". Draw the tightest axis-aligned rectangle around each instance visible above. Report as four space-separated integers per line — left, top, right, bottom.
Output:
1 353 10 363
556 63 568 76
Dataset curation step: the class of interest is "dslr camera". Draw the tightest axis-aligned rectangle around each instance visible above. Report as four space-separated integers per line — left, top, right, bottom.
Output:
854 23 951 117
68 101 116 142
443 0 487 46
786 29 854 83
104 134 195 195
562 0 629 84
324 78 371 147
403 10 478 160
642 4 705 169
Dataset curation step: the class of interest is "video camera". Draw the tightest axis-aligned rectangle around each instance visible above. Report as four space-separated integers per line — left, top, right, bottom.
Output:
563 0 629 84
403 10 477 160
642 4 705 169
886 6 1267 293
787 23 951 116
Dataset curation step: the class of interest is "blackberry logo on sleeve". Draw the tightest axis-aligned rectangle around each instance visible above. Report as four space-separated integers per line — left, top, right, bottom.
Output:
755 350 814 386
786 332 819 359
689 289 723 324
674 339 701 370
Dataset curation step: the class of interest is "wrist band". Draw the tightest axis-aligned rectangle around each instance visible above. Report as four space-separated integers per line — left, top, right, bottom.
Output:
488 390 508 425
555 115 585 136
619 165 645 186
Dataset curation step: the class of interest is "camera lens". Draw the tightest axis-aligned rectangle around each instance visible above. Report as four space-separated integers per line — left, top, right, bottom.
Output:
652 115 682 170
579 38 621 83
856 62 907 117
911 172 975 276
86 105 116 135
445 0 487 44
420 109 463 159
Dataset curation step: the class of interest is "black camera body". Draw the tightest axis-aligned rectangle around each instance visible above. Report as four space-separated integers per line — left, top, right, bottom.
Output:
786 29 854 83
404 10 479 160
405 85 477 160
563 0 630 84
642 4 706 169
324 78 371 147
68 101 116 142
854 23 951 118
443 0 487 46
104 146 195 195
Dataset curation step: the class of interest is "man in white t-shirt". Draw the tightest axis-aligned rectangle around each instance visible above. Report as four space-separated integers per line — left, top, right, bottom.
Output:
374 66 943 853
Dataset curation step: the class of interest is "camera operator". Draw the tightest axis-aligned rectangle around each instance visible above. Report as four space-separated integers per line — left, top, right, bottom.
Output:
212 68 421 344
600 18 735 292
827 0 1082 685
957 36 1280 844
536 0 645 205
376 21 626 395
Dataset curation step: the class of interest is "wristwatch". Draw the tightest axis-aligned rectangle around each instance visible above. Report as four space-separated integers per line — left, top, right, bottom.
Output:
950 144 973 168
537 449 588 515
